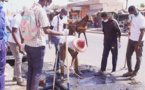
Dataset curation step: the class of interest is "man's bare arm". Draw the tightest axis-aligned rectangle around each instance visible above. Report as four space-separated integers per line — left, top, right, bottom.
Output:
12 28 21 47
43 26 63 35
135 29 144 52
6 26 12 33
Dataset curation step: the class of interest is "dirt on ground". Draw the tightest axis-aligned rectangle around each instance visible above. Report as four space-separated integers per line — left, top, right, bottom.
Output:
20 62 145 90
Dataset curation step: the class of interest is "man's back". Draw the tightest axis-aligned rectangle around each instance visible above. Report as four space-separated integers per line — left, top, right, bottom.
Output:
24 3 50 47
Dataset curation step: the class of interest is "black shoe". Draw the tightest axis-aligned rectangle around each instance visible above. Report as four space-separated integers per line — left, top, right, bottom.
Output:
130 72 137 80
123 72 132 77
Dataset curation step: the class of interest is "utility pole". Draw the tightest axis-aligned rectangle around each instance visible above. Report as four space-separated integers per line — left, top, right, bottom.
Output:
125 0 128 10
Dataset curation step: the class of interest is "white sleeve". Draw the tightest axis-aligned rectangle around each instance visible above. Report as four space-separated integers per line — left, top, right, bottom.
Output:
139 18 145 29
39 9 50 27
51 16 57 27
11 16 19 28
5 17 10 26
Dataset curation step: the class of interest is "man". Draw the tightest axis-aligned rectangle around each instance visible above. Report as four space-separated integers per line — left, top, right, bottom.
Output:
18 0 63 90
95 12 121 76
50 9 68 74
59 36 87 80
8 8 26 86
4 17 12 51
59 26 82 81
0 0 8 89
123 6 145 79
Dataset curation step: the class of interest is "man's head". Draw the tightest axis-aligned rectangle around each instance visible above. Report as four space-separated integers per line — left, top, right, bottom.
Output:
128 5 137 14
0 0 8 9
60 9 67 17
101 12 109 23
39 0 52 7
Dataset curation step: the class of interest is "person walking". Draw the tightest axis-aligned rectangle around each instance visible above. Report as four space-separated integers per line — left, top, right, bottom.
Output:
123 6 145 79
50 9 68 74
95 12 121 76
0 0 8 89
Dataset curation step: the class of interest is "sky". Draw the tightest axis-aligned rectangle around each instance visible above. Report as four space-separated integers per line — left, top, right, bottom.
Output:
3 0 145 12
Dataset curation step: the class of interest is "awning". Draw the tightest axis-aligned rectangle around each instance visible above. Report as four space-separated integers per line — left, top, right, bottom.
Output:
84 9 100 15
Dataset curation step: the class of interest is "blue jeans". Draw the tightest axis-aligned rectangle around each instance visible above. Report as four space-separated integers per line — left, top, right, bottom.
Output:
25 45 45 90
51 36 60 70
0 39 6 90
101 39 118 72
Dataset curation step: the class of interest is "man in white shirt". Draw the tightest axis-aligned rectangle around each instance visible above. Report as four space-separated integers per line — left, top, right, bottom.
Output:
50 9 68 74
59 36 87 80
123 6 145 78
8 11 26 86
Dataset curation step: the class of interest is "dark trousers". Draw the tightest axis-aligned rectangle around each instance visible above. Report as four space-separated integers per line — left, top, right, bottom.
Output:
25 45 45 90
51 36 60 70
0 39 6 90
126 39 144 74
101 39 118 72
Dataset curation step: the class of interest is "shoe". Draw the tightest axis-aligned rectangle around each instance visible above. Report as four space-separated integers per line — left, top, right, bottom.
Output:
12 77 17 82
60 74 66 81
110 71 116 76
75 70 82 75
130 72 137 80
17 80 26 86
94 71 104 76
123 72 132 77
56 69 61 75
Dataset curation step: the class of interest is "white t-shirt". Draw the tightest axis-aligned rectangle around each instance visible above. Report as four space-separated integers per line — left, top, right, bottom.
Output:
130 12 145 41
60 36 77 50
51 14 67 38
8 14 22 43
5 17 10 26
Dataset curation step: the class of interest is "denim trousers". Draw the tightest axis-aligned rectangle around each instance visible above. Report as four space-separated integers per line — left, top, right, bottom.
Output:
101 39 118 72
0 39 6 90
25 45 45 90
51 36 60 70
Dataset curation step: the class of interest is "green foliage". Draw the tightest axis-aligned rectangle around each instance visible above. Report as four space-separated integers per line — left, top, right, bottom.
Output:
69 0 74 2
140 3 145 8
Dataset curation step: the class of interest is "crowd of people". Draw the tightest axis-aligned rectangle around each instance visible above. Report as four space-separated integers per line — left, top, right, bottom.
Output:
0 0 145 90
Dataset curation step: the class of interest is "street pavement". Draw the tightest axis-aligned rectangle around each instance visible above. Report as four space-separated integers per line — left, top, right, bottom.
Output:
5 28 145 90
44 28 145 78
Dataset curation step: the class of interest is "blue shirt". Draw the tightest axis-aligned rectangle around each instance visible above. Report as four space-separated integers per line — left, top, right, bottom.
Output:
0 9 5 39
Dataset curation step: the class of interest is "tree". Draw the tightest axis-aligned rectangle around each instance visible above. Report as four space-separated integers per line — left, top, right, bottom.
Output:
140 3 145 8
69 0 74 2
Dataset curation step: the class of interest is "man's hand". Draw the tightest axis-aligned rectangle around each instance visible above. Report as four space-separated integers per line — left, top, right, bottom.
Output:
69 67 75 73
17 45 26 55
118 42 121 49
60 60 65 66
5 43 8 52
63 29 69 36
134 44 139 52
